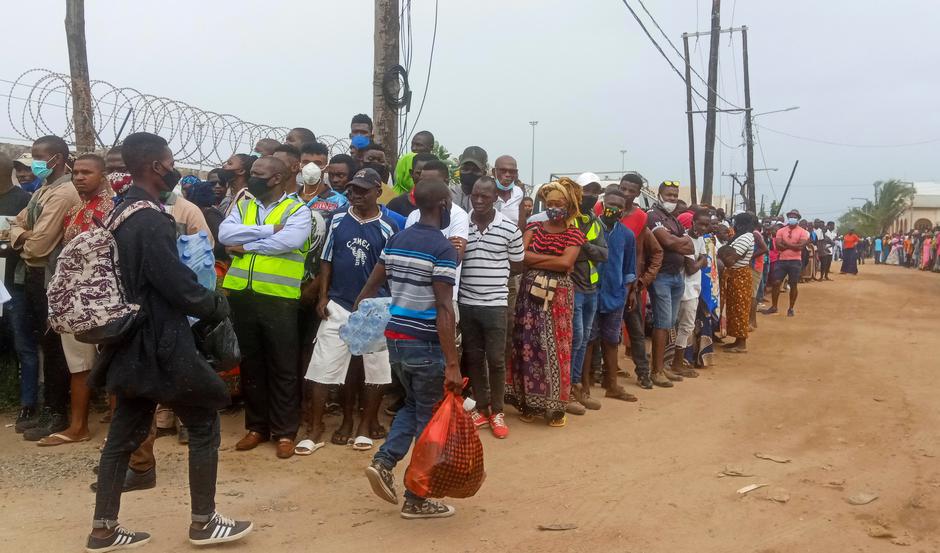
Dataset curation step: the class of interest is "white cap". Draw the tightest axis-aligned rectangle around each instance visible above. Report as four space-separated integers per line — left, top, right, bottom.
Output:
575 172 601 188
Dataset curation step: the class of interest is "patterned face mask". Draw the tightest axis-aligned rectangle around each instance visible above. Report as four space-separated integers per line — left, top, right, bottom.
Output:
107 171 132 195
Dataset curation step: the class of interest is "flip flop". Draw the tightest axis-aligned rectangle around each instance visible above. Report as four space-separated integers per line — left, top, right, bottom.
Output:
727 347 748 354
549 415 567 428
294 439 325 456
351 436 374 451
369 426 387 440
331 431 352 446
37 432 90 447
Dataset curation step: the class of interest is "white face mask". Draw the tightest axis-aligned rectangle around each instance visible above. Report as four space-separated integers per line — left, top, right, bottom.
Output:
660 198 678 213
301 162 322 186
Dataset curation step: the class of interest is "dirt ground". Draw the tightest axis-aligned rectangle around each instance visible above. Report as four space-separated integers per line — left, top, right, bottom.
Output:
2 263 939 553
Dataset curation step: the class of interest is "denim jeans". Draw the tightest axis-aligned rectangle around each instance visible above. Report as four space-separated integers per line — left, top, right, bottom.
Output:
458 304 507 415
570 291 598 385
93 397 220 527
650 272 685 329
623 300 650 378
6 285 40 407
373 339 444 501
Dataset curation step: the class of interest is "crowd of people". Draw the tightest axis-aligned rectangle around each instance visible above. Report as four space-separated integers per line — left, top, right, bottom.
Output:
872 229 940 270
0 113 861 551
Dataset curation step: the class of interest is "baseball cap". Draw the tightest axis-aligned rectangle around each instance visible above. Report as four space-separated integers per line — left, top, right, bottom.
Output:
13 153 32 167
458 146 488 171
575 172 601 188
347 167 382 189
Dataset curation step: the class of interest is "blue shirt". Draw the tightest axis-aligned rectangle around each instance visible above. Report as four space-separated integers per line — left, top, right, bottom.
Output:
596 220 636 314
381 222 458 342
875 238 883 251
305 188 348 215
322 207 399 311
381 204 406 229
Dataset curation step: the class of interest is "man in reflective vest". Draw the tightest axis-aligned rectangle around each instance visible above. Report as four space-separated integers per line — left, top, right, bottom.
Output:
219 156 311 459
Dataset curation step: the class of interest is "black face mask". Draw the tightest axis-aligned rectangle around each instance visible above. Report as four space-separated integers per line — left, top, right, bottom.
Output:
157 162 181 190
247 176 272 198
440 201 451 230
580 195 598 215
216 168 236 184
363 162 390 184
460 172 479 191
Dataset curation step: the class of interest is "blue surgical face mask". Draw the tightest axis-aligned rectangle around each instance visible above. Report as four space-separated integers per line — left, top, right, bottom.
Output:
31 154 57 179
495 181 514 192
787 217 799 226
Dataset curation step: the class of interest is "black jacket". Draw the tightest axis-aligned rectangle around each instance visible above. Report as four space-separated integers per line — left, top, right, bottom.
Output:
90 186 230 408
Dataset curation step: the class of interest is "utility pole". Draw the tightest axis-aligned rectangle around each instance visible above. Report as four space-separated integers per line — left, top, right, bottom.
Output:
682 33 697 205
373 0 400 169
65 0 95 153
701 0 721 204
775 159 800 216
529 121 538 185
742 26 756 212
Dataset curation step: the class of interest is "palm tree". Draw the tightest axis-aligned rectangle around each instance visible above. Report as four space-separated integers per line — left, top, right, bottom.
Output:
838 180 915 235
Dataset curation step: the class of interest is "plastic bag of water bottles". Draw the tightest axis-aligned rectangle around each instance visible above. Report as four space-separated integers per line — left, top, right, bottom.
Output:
177 231 217 290
339 297 392 355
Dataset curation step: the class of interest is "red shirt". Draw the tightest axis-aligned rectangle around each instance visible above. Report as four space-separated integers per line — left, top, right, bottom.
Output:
843 233 859 249
63 189 114 244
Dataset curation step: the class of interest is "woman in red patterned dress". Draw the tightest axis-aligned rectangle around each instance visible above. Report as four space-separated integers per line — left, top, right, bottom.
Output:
37 154 114 446
506 178 584 427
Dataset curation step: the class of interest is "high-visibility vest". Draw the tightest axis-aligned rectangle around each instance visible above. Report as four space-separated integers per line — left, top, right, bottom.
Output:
579 215 601 284
222 197 308 299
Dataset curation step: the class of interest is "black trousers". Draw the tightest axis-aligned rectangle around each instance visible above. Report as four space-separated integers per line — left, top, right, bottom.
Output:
229 290 300 439
623 300 650 378
25 266 69 413
819 254 833 277
459 304 507 415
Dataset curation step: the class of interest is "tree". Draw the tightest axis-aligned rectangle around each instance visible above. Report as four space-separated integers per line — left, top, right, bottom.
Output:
432 141 459 185
838 180 915 235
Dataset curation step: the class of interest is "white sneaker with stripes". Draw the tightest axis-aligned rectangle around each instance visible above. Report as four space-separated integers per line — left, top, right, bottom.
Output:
188 512 253 546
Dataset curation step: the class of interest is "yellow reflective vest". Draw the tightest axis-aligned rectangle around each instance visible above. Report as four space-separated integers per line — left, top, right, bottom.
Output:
222 197 308 299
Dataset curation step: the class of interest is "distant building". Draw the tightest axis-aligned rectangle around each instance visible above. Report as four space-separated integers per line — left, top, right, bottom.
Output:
892 181 940 233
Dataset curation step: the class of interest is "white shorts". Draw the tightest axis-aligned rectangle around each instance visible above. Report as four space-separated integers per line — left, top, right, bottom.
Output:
305 300 391 385
61 333 97 374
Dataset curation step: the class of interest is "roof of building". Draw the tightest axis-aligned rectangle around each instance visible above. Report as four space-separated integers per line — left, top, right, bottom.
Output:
912 182 940 208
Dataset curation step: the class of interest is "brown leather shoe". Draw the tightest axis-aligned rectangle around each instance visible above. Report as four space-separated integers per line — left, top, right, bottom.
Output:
276 438 294 459
235 431 268 451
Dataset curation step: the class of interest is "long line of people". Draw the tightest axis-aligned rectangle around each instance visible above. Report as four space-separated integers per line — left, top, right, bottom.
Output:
1 114 815 551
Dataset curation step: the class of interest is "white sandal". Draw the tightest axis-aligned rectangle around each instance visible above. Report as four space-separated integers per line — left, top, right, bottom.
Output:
294 439 325 456
351 436 374 451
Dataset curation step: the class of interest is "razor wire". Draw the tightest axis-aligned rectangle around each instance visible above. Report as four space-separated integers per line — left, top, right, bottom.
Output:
3 68 349 167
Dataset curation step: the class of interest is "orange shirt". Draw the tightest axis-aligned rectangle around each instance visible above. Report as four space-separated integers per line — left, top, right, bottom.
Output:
843 233 859 249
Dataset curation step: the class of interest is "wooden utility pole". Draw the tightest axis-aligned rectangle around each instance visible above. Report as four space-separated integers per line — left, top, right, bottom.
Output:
373 0 400 169
65 0 95 153
775 159 800 216
682 33 697 204
742 26 756 212
701 0 721 204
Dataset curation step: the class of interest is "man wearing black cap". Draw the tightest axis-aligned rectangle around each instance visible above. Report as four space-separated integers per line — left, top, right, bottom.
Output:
451 146 488 213
303 168 398 451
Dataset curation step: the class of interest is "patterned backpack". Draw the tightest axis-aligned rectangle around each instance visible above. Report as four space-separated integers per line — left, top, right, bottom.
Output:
47 200 161 344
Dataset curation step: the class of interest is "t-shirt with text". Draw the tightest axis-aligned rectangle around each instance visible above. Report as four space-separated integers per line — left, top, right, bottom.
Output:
322 207 398 310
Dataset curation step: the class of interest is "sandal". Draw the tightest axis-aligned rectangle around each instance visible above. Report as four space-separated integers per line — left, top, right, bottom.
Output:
331 430 352 446
605 386 638 402
548 415 567 428
294 439 325 456
351 436 374 451
37 432 90 447
519 414 535 424
369 426 387 440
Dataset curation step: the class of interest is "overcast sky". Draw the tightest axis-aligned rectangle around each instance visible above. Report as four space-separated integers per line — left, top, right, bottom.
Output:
2 0 938 220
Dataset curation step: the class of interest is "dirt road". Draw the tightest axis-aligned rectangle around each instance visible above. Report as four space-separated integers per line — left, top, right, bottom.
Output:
2 263 939 552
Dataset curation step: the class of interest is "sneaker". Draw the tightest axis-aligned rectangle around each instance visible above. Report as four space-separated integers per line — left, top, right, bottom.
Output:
85 526 151 552
637 375 654 390
565 400 586 416
489 413 509 439
23 411 68 441
365 460 398 504
400 498 456 519
787 308 795 317
188 512 252 546
469 409 489 429
14 406 37 433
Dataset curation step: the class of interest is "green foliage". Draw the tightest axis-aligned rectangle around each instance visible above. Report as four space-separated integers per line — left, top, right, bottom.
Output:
768 200 781 218
838 180 915 235
432 141 459 185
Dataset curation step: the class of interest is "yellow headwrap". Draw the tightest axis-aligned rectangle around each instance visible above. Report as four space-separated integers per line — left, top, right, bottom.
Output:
538 177 582 227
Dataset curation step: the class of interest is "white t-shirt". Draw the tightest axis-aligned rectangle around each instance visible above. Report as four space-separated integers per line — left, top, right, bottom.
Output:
495 185 523 226
683 235 706 301
405 202 470 289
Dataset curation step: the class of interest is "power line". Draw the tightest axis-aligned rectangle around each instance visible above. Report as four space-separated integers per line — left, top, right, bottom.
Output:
755 123 940 148
634 0 743 110
755 129 778 200
405 0 439 145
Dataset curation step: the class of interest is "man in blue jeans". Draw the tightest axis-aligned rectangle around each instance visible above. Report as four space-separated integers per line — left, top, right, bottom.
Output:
646 181 694 387
355 178 463 519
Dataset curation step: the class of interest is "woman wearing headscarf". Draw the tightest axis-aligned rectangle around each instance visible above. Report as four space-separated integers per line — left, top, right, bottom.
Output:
717 212 757 353
506 178 584 427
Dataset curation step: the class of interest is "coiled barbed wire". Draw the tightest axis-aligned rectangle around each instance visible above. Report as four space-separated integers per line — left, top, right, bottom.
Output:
4 68 349 167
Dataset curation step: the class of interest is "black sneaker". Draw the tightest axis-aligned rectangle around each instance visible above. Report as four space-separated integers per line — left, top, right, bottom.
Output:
400 498 456 519
188 512 252 546
365 460 398 504
23 411 68 441
85 526 151 552
89 467 156 493
14 406 37 433
636 375 653 390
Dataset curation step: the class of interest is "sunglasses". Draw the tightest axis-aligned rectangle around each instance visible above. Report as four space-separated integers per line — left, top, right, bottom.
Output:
660 180 680 187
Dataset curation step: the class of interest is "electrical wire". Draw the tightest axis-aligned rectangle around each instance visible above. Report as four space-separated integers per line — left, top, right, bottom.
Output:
405 0 438 145
755 123 940 148
755 128 778 200
634 0 743 110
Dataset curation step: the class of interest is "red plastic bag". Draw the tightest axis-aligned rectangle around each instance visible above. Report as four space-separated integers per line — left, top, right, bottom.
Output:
404 390 486 499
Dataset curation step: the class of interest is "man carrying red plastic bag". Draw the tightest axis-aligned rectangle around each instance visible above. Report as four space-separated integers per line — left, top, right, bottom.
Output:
355 178 477 519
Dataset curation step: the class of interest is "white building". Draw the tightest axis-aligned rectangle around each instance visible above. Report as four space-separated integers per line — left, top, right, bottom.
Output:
892 181 940 233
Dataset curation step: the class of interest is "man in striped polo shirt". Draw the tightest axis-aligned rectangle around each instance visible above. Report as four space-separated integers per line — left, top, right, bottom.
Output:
357 178 463 519
458 177 523 439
